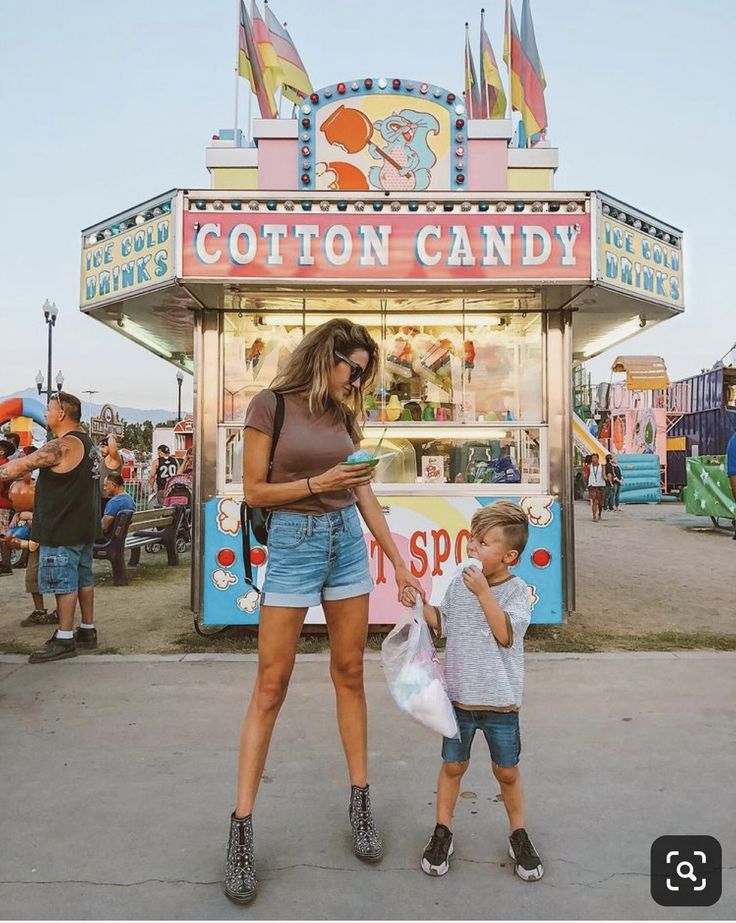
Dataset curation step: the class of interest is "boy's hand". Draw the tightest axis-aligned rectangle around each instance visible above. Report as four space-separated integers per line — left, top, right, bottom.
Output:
462 565 489 598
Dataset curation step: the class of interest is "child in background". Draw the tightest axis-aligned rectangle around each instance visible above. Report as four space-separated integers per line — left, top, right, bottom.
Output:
403 501 543 882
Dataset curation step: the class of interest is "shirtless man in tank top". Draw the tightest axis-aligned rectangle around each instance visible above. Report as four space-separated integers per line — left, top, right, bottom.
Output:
0 392 101 663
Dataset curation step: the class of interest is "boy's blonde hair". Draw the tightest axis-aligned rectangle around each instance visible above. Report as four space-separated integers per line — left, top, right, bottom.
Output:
470 501 529 558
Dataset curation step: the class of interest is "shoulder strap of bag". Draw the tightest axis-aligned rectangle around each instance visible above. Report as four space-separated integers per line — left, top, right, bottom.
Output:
242 390 285 589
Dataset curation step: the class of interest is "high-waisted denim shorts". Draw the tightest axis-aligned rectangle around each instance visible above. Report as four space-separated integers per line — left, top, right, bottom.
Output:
261 505 373 608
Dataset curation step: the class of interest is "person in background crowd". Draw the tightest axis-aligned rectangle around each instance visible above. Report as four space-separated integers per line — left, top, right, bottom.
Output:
0 440 15 576
101 472 135 536
0 392 101 663
587 452 606 522
582 454 592 495
99 435 123 512
148 445 178 507
726 429 736 540
605 454 624 511
5 432 22 459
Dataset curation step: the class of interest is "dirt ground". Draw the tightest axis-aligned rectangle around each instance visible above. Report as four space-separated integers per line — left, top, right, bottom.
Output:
0 501 733 655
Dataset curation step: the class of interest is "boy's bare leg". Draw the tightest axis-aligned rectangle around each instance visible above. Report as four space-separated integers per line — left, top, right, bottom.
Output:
436 760 469 828
55 591 78 631
78 586 94 623
492 763 525 831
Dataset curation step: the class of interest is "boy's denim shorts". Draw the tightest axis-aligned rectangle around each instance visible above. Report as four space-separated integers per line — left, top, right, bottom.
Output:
38 544 95 595
261 505 373 608
442 706 521 768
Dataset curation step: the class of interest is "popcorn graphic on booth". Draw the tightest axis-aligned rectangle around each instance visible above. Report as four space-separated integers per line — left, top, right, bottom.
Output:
212 568 238 591
236 590 260 613
520 497 554 528
216 498 241 536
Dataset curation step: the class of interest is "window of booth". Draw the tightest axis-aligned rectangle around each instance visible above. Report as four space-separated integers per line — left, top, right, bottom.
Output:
220 298 546 491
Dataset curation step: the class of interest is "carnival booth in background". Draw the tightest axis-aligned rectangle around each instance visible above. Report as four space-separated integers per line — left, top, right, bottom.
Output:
77 27 685 627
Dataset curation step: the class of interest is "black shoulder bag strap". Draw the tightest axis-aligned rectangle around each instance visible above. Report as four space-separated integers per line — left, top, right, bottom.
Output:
241 391 285 592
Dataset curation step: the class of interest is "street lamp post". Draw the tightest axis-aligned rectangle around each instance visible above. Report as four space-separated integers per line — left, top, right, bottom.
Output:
176 369 184 422
35 300 60 401
82 390 99 429
42 299 59 399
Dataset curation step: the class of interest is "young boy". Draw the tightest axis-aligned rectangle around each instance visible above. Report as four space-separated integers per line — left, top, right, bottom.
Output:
405 501 543 882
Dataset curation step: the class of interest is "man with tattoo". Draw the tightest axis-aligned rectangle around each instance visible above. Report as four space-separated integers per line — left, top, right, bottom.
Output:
0 392 101 663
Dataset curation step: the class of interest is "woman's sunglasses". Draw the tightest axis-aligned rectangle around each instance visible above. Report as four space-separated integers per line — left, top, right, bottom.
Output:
334 350 365 384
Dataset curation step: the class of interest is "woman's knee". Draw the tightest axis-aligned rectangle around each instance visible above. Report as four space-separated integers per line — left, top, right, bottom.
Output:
330 657 364 693
253 671 291 714
492 763 519 785
442 760 470 779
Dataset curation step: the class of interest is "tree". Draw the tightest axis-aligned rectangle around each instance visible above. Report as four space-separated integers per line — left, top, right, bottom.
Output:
122 420 154 453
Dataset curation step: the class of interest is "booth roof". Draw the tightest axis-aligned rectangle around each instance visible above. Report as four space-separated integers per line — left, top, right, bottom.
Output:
610 355 670 390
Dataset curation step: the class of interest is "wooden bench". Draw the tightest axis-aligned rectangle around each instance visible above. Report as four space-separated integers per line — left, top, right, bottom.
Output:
93 507 181 586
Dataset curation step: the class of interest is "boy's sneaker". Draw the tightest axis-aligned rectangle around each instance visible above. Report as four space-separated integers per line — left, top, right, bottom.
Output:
224 812 257 903
421 823 454 876
508 827 543 881
28 633 77 664
74 626 98 649
349 784 383 861
20 609 58 627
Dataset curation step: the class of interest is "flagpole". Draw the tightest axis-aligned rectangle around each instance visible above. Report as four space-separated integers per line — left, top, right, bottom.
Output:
234 0 241 142
481 8 489 120
505 0 511 122
464 22 471 119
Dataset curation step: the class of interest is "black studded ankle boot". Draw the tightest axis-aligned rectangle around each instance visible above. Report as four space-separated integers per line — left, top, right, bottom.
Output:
349 784 384 862
224 812 258 903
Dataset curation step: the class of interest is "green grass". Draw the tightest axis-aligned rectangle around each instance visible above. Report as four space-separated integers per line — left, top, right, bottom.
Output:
524 625 736 653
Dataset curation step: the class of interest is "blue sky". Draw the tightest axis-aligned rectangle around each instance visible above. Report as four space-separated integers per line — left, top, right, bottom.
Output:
1 0 734 409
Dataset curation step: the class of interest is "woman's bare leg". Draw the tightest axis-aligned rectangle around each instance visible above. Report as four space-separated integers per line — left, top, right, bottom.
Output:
234 605 307 817
323 594 370 786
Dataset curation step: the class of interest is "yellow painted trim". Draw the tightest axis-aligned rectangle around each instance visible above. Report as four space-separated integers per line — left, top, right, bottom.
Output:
210 167 258 191
507 168 553 192
666 437 686 451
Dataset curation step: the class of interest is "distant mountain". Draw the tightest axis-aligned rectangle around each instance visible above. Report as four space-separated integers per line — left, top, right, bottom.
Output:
3 388 190 426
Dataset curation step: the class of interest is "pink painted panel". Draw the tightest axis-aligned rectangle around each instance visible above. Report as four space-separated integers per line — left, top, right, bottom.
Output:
467 139 508 191
257 139 298 190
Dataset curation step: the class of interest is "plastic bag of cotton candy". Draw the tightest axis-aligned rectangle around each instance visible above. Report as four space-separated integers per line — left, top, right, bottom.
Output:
381 598 459 739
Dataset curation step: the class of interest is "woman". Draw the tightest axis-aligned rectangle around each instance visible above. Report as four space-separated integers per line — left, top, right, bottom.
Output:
225 318 424 904
587 452 606 522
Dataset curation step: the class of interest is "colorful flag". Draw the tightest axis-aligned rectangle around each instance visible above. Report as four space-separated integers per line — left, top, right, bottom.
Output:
251 0 281 106
464 22 481 119
239 0 278 118
237 0 254 86
503 0 524 117
264 4 313 104
479 9 507 118
519 0 548 138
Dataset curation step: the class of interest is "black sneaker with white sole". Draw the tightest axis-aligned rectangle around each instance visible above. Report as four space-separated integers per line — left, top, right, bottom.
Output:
508 827 543 881
421 823 454 876
74 626 98 649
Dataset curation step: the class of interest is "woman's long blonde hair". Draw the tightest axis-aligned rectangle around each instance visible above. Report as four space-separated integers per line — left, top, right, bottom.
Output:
269 318 378 421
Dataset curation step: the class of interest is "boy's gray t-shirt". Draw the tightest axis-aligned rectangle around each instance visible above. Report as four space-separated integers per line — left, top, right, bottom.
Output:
439 573 531 710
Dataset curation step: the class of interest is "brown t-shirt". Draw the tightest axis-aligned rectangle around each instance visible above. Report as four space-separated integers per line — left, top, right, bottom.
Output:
244 390 362 515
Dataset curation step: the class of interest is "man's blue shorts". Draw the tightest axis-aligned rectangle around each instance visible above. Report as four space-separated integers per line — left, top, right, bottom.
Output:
261 506 373 608
442 706 521 768
38 544 94 595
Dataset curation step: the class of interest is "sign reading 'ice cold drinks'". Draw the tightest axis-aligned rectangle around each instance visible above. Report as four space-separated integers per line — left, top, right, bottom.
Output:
598 214 683 307
81 216 173 307
181 211 592 283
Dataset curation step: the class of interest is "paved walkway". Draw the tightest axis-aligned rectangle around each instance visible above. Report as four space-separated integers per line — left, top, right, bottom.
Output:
1 653 734 920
